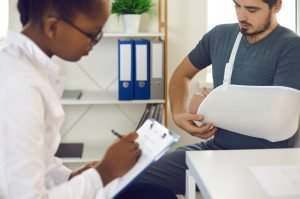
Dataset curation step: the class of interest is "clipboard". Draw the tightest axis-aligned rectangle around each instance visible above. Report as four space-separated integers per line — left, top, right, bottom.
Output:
101 119 180 198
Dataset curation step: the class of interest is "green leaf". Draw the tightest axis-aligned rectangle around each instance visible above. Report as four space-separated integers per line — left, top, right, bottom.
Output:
111 0 154 15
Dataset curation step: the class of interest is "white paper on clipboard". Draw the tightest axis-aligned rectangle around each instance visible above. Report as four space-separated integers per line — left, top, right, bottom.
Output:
98 119 180 198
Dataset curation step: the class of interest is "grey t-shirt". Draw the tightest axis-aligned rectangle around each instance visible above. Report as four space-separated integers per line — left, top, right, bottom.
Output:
188 24 300 149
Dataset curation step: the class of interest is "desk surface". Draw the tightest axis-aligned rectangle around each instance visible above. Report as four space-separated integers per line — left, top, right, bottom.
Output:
186 148 300 199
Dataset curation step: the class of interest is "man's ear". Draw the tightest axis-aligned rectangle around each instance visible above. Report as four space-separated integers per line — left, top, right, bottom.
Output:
273 0 282 13
42 17 60 39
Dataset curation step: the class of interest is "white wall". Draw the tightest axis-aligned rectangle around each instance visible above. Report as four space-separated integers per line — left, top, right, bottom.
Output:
167 0 208 146
8 0 21 32
0 0 8 39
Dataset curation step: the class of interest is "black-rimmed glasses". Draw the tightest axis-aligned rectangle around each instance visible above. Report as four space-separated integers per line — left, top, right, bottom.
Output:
62 18 103 45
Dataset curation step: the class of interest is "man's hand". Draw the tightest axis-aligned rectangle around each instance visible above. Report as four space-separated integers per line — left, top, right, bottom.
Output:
189 87 212 114
169 57 216 139
95 132 141 186
173 87 216 139
173 113 217 139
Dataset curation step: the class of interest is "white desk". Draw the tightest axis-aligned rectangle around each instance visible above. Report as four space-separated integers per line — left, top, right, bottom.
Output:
185 148 300 199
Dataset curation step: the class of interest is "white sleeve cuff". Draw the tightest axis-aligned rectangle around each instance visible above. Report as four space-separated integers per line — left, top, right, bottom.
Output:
47 168 104 199
81 168 103 191
46 158 73 187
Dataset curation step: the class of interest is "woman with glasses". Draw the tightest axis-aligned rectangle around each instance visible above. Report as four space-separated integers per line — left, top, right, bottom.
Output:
0 0 176 198
0 0 137 198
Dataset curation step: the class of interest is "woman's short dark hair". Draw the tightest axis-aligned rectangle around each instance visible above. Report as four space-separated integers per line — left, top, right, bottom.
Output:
263 0 279 8
17 0 104 26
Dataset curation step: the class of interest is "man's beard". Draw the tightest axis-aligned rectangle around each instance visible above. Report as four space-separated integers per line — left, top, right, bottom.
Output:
240 13 272 36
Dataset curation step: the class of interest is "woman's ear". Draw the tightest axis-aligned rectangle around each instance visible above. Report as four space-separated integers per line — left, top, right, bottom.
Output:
42 17 60 39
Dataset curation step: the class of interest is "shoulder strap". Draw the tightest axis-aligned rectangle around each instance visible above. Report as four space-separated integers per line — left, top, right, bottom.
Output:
223 32 243 85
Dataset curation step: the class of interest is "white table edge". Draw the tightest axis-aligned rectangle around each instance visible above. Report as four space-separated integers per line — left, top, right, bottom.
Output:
186 152 213 199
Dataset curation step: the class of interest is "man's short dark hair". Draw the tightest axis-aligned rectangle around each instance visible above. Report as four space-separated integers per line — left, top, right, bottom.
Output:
263 0 278 8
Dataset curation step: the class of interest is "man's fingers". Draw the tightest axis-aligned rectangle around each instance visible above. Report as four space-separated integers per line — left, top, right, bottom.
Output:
187 122 216 139
184 122 204 134
188 122 213 134
194 127 217 139
202 128 217 139
200 87 212 97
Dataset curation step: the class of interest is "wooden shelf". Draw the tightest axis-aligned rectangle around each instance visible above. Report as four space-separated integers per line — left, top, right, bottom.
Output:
62 90 166 105
103 32 165 39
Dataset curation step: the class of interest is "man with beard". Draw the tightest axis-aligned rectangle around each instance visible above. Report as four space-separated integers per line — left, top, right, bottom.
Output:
115 0 300 197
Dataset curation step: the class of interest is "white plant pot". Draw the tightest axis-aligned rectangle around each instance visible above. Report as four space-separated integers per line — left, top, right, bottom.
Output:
122 14 142 33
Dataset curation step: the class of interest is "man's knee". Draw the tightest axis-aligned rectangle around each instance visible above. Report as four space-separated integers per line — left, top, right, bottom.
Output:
115 183 177 199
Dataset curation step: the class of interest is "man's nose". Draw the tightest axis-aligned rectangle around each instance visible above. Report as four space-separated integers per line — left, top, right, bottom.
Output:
237 9 248 22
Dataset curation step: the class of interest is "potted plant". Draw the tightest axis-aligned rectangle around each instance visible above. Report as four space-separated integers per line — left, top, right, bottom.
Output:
111 0 153 33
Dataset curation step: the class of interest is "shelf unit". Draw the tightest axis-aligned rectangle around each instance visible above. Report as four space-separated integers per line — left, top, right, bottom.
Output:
62 90 165 105
61 0 168 165
103 32 165 39
62 100 165 106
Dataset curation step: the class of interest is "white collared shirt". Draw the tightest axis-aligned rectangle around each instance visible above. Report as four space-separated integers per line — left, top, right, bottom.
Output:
0 32 105 199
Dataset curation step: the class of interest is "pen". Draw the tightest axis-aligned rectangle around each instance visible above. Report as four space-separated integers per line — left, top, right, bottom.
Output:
111 129 123 139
